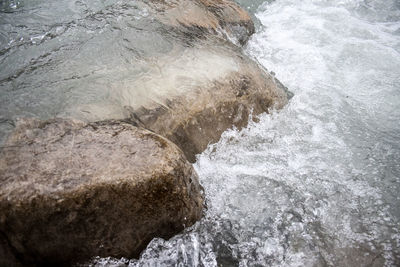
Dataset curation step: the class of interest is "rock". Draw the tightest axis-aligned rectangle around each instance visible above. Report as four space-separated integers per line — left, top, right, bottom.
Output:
67 38 289 162
0 119 204 265
0 233 21 267
128 40 289 162
34 0 289 163
1 0 290 164
0 0 272 149
152 0 255 45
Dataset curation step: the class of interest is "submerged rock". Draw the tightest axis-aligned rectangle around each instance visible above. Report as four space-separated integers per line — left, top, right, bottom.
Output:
128 41 289 162
0 0 289 155
152 0 255 45
0 119 203 265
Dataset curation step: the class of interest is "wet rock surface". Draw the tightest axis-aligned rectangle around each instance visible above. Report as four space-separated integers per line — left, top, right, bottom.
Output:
153 0 255 45
0 119 203 265
128 44 289 162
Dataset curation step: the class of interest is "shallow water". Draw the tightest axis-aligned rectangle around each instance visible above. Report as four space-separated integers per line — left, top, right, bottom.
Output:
91 0 400 266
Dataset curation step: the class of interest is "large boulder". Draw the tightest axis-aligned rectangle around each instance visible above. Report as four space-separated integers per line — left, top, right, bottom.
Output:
127 42 289 162
0 119 204 265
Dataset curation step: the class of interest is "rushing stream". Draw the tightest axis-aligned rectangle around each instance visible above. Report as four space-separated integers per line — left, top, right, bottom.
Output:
1 0 400 266
92 0 400 266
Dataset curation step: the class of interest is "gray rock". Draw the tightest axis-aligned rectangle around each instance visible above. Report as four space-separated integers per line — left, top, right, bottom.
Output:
0 119 204 265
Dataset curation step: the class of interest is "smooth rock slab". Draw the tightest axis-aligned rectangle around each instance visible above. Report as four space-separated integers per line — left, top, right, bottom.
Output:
0 119 204 265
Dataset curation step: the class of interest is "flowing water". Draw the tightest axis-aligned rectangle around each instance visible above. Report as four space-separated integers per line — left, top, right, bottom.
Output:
92 0 400 266
1 0 400 266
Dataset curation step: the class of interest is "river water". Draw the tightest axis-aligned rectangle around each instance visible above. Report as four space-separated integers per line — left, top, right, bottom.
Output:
92 0 400 266
1 0 399 266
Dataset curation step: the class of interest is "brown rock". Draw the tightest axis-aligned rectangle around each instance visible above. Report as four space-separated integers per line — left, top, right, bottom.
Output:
128 42 289 162
0 233 21 267
65 36 290 163
152 0 255 45
0 119 204 265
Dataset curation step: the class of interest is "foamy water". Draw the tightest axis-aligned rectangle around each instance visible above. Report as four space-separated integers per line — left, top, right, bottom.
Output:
91 0 400 266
